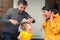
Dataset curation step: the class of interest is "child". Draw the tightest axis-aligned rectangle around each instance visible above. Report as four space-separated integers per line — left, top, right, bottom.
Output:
18 22 33 40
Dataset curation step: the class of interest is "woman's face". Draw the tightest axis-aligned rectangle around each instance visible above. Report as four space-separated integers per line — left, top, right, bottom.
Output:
42 10 51 19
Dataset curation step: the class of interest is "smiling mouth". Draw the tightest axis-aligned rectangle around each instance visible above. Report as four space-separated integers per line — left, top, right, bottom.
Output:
44 15 47 17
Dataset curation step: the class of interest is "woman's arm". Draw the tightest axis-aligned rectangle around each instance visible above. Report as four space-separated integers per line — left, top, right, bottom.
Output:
50 12 60 34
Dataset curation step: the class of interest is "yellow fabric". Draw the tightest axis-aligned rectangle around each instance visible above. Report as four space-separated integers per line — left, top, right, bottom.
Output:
18 31 32 40
42 13 60 40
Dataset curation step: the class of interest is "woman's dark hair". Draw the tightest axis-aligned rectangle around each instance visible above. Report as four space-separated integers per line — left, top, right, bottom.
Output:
42 5 58 14
18 0 27 6
52 9 58 14
42 5 52 11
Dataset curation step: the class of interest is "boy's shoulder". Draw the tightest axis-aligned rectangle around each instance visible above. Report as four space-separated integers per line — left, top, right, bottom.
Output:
21 31 32 34
21 31 26 33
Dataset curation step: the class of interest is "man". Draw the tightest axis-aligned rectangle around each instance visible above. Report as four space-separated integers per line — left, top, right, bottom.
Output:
42 5 60 40
1 0 35 40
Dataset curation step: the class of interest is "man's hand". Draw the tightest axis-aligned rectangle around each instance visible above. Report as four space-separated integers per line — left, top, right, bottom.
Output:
9 19 19 25
26 18 34 23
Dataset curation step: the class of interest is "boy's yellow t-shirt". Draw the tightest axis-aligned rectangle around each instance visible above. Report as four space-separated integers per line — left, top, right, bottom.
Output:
18 31 32 40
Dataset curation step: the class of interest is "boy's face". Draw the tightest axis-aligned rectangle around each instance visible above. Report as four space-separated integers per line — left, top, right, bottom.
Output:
26 24 32 31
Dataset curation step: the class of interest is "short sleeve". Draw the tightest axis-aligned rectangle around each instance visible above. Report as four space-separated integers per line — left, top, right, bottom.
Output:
18 31 24 38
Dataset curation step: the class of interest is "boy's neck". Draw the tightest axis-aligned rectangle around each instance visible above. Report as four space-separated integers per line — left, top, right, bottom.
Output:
26 30 31 33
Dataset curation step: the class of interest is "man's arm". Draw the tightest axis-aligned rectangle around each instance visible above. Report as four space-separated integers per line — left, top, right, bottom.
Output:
0 19 9 23
1 8 12 23
24 12 35 23
2 8 19 25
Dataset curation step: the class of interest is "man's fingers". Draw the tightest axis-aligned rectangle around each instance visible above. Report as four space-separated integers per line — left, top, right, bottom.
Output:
27 18 33 23
9 19 19 25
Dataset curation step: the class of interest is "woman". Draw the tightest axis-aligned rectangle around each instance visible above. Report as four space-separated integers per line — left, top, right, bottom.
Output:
42 5 60 40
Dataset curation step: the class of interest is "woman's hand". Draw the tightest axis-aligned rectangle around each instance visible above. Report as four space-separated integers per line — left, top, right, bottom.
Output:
50 12 54 20
50 12 54 27
43 14 47 23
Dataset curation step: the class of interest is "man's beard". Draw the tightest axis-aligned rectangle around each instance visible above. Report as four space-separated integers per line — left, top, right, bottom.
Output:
20 10 25 13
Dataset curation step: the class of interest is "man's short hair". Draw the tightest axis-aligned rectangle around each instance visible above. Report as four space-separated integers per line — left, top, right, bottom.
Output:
18 0 27 6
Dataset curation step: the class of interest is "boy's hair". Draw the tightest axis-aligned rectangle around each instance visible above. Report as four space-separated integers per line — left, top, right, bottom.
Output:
21 22 30 31
18 0 27 6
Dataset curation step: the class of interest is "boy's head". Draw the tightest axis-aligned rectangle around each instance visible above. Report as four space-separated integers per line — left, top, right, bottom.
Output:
21 22 32 31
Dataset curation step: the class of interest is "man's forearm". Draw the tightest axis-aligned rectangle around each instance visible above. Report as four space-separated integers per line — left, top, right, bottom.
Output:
0 18 10 23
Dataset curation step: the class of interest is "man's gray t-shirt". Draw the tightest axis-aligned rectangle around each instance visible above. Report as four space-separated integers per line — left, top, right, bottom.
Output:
2 8 34 33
